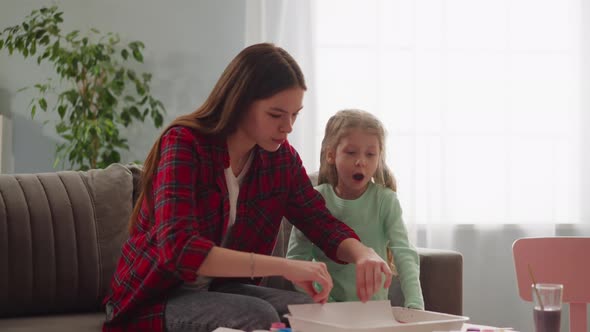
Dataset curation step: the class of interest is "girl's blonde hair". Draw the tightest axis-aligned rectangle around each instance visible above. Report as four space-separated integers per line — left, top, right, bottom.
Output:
318 109 396 191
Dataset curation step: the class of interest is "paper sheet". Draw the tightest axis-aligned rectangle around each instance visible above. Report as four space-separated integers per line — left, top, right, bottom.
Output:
287 300 401 328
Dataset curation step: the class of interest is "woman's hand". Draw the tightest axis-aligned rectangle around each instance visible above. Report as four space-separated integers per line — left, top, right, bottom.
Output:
354 247 393 302
336 238 393 302
282 259 333 304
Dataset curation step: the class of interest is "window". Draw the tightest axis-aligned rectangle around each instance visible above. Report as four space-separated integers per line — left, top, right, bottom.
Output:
313 0 581 224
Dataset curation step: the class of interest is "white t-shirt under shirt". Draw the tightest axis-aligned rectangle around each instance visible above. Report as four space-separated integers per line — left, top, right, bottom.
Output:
189 151 254 289
224 151 254 230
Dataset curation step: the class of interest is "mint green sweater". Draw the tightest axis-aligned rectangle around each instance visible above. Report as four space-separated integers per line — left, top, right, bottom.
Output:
286 182 424 309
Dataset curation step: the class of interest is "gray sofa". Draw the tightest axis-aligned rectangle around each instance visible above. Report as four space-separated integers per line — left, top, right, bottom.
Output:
0 164 463 331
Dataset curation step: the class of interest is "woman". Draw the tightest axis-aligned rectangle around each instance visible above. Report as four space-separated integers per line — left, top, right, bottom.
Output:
103 43 393 332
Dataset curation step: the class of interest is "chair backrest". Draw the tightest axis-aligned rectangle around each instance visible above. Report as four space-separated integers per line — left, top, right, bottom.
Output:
512 237 590 332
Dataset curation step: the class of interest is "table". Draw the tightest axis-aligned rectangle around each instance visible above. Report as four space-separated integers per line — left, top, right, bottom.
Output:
462 323 516 331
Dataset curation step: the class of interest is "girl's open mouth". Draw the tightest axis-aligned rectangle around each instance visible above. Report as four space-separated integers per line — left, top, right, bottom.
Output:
353 173 364 181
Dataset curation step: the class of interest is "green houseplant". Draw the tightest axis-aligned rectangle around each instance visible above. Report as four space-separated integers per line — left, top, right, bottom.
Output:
0 6 165 170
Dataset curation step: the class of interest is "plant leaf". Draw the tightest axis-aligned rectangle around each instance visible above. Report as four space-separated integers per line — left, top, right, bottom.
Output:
132 49 143 62
54 12 63 23
39 98 47 111
56 122 68 133
58 105 66 119
40 35 50 45
127 70 136 81
153 112 163 128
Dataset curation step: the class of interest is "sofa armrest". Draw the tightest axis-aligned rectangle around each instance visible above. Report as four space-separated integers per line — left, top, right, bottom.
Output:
417 247 463 316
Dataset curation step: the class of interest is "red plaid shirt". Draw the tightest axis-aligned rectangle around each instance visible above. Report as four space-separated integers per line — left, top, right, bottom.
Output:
102 126 359 331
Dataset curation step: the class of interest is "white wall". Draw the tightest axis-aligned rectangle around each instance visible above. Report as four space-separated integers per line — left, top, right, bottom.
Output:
0 89 13 173
0 0 246 172
0 114 13 174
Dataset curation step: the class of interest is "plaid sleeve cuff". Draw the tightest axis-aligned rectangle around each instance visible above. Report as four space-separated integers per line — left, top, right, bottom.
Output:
176 235 216 282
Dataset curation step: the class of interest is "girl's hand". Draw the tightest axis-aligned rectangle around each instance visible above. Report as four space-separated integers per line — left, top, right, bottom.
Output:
282 259 333 304
355 247 393 302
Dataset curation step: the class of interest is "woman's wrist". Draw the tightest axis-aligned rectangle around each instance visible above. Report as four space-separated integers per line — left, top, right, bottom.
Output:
279 257 301 278
251 253 293 278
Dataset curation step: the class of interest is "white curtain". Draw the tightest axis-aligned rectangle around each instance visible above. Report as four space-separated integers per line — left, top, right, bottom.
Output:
246 1 590 331
245 0 319 169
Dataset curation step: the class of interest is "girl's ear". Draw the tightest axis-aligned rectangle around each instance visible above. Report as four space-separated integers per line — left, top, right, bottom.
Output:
326 150 335 164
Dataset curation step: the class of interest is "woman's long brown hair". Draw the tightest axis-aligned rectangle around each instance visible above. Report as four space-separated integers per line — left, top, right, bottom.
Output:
128 43 306 234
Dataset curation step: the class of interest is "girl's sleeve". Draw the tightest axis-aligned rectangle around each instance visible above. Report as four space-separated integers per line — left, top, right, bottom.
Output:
382 191 425 309
283 145 359 263
286 225 314 262
152 126 216 282
285 226 316 295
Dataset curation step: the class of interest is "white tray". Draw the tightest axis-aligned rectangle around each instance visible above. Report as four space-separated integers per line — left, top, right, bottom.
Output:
285 306 469 332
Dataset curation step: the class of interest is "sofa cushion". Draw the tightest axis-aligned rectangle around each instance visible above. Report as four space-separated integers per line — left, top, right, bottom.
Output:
0 164 135 316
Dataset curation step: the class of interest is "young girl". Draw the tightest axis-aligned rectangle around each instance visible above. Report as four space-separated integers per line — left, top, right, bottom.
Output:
102 45 393 332
287 109 424 309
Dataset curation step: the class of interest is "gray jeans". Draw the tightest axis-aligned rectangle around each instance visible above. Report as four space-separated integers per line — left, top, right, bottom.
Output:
164 282 314 332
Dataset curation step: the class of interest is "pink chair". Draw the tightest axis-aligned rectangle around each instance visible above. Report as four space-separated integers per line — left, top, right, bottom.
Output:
512 237 590 332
